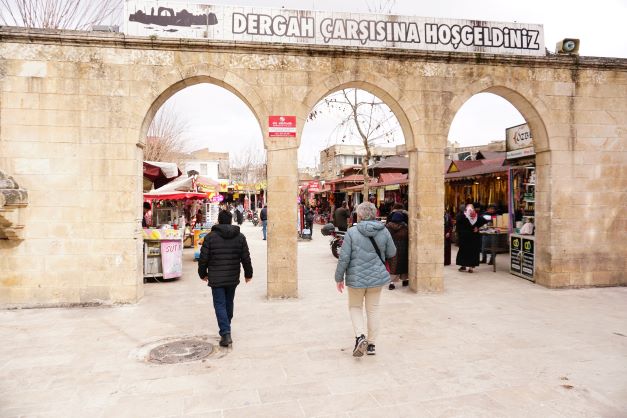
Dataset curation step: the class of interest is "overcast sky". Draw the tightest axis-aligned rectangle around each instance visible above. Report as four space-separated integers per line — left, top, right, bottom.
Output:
154 0 627 167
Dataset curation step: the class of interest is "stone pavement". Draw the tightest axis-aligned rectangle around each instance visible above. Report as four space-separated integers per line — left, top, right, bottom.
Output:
1 222 626 417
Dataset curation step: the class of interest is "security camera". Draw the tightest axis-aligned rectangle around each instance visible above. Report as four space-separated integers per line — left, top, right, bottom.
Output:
555 38 580 54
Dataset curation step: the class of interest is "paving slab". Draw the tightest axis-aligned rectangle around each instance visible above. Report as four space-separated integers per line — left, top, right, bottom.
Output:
1 222 626 417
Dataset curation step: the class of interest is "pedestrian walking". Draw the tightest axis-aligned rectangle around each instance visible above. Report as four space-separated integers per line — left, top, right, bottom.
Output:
305 205 315 238
235 203 244 225
335 202 396 357
386 202 407 223
386 210 409 289
198 210 253 347
333 201 350 231
260 204 268 240
455 204 488 273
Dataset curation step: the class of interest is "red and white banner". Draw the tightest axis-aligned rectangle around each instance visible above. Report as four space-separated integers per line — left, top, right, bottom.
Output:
308 181 321 192
268 115 296 137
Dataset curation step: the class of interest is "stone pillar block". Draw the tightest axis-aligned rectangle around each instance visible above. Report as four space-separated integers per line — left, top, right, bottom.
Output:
266 148 298 298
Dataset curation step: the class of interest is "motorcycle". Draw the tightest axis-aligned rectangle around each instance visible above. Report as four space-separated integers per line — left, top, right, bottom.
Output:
251 212 259 226
330 229 345 258
321 223 344 258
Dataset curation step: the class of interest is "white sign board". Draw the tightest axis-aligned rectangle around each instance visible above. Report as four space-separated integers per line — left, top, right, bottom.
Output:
124 1 545 56
506 123 535 159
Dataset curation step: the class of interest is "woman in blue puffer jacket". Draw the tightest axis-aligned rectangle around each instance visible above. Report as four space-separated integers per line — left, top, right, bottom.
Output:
335 202 396 357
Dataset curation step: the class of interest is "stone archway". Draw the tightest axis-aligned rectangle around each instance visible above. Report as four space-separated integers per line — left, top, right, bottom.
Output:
137 74 270 295
444 82 552 284
1 27 624 307
299 76 439 291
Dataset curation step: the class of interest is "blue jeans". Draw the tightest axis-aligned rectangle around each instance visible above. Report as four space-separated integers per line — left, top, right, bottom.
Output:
211 286 237 336
262 220 267 240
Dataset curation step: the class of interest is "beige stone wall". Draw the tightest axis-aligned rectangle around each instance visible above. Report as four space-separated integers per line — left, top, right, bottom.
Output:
0 28 625 307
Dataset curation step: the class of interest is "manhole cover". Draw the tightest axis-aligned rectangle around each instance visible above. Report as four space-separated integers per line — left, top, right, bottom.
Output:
148 338 214 364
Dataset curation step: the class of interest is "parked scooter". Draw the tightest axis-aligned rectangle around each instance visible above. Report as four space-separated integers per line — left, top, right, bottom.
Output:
251 211 259 226
321 223 344 258
330 229 345 259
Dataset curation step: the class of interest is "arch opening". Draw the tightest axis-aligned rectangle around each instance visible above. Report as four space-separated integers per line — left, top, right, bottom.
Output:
445 88 550 283
138 78 268 299
297 82 412 293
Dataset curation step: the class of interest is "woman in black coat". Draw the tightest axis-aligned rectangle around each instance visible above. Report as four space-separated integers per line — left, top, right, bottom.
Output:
455 204 487 273
386 210 409 289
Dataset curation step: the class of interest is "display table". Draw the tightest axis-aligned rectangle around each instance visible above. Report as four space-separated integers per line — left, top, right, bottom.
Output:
142 228 184 280
510 233 535 281
479 229 509 272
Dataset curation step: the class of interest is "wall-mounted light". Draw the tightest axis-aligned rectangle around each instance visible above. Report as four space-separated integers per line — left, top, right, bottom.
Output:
496 176 501 180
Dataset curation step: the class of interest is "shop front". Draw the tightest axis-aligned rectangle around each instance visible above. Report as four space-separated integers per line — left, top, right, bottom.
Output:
142 191 207 279
506 123 536 281
445 158 510 214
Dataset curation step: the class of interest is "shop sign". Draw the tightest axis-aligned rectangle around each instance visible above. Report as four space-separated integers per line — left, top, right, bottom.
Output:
308 181 321 192
268 115 296 137
506 146 535 159
161 240 183 279
384 184 400 191
521 238 535 278
510 235 534 281
124 2 544 57
210 194 224 202
506 123 535 159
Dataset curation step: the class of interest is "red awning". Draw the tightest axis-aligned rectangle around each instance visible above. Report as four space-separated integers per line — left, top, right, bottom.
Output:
325 174 364 184
143 161 182 189
143 192 207 202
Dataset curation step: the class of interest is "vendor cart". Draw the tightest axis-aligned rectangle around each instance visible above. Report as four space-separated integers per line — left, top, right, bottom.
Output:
142 228 184 280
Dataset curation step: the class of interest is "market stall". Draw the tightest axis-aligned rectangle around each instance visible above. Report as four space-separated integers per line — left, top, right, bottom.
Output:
444 158 509 213
143 191 207 279
142 228 184 280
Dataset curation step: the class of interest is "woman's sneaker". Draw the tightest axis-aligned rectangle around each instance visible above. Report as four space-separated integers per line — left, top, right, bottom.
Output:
366 344 376 355
352 334 368 357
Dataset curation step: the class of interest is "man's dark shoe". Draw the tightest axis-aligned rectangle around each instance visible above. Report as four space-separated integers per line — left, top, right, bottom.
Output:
366 344 376 355
219 333 232 347
402 280 409 287
388 283 395 290
353 334 368 357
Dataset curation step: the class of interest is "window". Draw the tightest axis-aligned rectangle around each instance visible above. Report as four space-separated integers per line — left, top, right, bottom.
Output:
353 156 362 165
200 163 208 175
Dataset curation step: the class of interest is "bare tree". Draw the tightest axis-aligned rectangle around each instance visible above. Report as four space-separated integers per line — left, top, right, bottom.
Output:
308 89 400 197
231 145 267 207
365 0 396 14
307 0 401 198
145 102 190 165
0 0 122 30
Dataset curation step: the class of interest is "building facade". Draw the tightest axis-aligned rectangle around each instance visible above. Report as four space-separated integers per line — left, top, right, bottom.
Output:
319 144 398 180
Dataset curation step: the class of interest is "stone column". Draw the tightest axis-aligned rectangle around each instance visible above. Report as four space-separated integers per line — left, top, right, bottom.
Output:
407 148 445 292
265 146 298 298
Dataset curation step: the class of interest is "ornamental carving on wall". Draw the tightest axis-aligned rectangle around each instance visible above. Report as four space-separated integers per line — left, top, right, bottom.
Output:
0 169 28 240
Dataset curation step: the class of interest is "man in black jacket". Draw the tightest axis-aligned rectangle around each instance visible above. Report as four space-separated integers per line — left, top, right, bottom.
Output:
198 210 253 347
